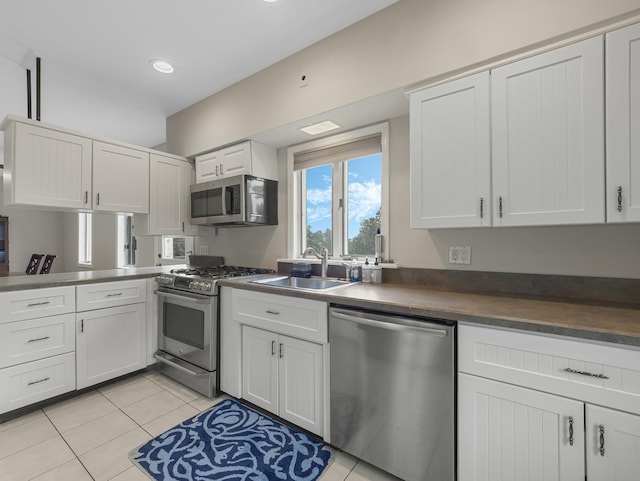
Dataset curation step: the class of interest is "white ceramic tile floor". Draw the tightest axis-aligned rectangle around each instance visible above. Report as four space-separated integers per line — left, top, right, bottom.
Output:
0 372 400 481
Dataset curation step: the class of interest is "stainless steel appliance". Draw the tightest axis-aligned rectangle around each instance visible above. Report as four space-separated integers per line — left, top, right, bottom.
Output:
190 174 278 226
329 307 455 481
154 261 274 397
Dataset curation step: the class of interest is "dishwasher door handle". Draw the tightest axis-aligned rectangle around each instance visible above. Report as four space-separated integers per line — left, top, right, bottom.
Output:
331 311 448 337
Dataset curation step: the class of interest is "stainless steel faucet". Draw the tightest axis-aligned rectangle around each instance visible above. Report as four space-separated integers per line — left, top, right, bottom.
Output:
302 246 329 277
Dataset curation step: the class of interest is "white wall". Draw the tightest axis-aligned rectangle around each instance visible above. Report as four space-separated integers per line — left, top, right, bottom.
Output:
167 0 640 157
0 55 167 157
0 182 65 274
165 0 640 279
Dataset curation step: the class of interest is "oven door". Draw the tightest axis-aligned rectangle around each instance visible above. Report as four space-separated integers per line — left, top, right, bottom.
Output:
155 288 217 371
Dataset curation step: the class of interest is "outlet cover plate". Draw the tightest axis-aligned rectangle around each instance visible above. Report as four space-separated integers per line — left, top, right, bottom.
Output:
448 245 471 265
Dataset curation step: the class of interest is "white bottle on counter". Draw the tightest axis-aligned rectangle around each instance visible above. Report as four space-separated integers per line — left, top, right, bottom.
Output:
362 258 372 283
371 258 382 284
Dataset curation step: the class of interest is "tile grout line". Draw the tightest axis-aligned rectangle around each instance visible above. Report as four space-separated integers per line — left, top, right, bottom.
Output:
41 407 96 481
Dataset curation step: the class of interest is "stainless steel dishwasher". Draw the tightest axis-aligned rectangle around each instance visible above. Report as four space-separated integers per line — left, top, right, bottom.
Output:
329 307 455 481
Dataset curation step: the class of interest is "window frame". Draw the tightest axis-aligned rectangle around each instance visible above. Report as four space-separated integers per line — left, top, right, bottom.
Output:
78 212 92 267
287 122 389 260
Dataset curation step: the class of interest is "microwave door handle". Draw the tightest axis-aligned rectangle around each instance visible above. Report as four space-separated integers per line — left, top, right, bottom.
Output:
225 186 232 215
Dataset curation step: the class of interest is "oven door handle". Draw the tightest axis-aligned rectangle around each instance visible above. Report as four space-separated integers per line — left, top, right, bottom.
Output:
154 290 212 304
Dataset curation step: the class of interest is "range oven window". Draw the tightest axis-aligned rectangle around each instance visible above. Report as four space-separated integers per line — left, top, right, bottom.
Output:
163 303 205 350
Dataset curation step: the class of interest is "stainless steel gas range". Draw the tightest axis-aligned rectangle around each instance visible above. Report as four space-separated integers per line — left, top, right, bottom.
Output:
154 260 274 397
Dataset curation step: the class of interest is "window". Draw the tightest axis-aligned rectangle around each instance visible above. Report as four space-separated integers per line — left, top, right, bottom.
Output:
78 213 92 266
288 123 389 260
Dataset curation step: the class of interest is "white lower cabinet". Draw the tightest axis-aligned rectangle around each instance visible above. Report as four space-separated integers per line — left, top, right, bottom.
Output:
242 325 324 436
459 324 640 481
458 373 585 481
76 303 146 389
0 352 76 413
587 405 640 481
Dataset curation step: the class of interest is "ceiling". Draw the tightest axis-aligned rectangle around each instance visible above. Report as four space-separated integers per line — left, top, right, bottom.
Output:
0 0 398 118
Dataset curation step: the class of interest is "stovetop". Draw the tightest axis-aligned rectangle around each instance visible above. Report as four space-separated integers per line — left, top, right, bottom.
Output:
156 265 275 295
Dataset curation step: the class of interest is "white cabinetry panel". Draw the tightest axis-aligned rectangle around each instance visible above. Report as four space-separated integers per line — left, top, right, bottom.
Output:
491 36 605 226
76 303 146 389
76 279 147 312
0 313 75 368
0 352 76 413
148 154 184 235
587 404 640 481
0 286 75 323
2 121 92 209
92 141 149 213
606 22 640 223
242 326 278 412
459 324 640 416
410 71 491 228
459 373 585 481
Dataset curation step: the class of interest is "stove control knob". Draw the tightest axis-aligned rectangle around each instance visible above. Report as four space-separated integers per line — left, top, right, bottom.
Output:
202 282 212 292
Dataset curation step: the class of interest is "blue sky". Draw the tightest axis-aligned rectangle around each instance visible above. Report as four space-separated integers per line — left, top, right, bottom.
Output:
306 154 381 237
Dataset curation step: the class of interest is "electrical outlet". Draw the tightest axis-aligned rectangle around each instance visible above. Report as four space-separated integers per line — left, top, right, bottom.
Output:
199 245 209 255
448 246 471 265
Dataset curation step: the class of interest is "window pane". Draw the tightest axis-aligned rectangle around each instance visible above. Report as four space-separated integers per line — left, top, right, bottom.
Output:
305 164 333 255
347 154 382 257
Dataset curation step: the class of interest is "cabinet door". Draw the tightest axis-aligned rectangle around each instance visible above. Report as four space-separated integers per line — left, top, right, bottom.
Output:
410 72 491 228
492 36 605 226
278 335 323 435
76 303 146 389
242 326 278 413
93 141 149 213
9 122 92 209
195 150 221 183
586 405 640 481
458 373 584 481
219 142 251 178
148 154 184 235
606 23 640 223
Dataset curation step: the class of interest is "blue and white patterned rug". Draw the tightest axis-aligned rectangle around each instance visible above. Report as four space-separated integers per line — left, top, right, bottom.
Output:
130 399 332 481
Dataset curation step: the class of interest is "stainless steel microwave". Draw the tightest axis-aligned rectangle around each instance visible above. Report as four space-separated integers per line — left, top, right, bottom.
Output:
190 174 278 226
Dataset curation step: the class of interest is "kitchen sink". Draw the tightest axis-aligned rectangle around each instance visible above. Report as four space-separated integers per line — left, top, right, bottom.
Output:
251 276 352 291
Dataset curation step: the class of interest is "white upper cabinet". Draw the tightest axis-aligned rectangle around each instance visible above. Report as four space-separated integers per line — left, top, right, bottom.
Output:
491 36 605 226
2 121 92 209
195 140 277 183
606 23 640 223
92 141 149 213
410 72 491 228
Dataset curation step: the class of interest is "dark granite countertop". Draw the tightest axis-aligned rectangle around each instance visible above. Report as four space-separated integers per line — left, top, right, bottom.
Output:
221 276 640 348
0 266 182 292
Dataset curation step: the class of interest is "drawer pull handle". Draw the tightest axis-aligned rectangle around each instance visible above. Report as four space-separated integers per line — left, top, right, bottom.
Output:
28 336 50 343
27 301 51 307
106 293 123 297
568 416 574 446
479 197 484 219
271 340 276 356
563 367 609 379
599 425 605 456
279 343 284 359
28 377 50 386
265 310 280 315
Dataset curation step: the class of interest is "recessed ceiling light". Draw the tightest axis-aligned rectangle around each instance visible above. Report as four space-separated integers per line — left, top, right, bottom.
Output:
150 59 174 74
300 120 340 135
264 0 278 3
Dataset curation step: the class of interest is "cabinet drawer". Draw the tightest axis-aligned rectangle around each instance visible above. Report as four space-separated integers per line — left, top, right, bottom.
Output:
0 314 75 368
0 286 75 323
0 352 76 414
232 289 327 343
76 279 147 312
459 324 640 415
